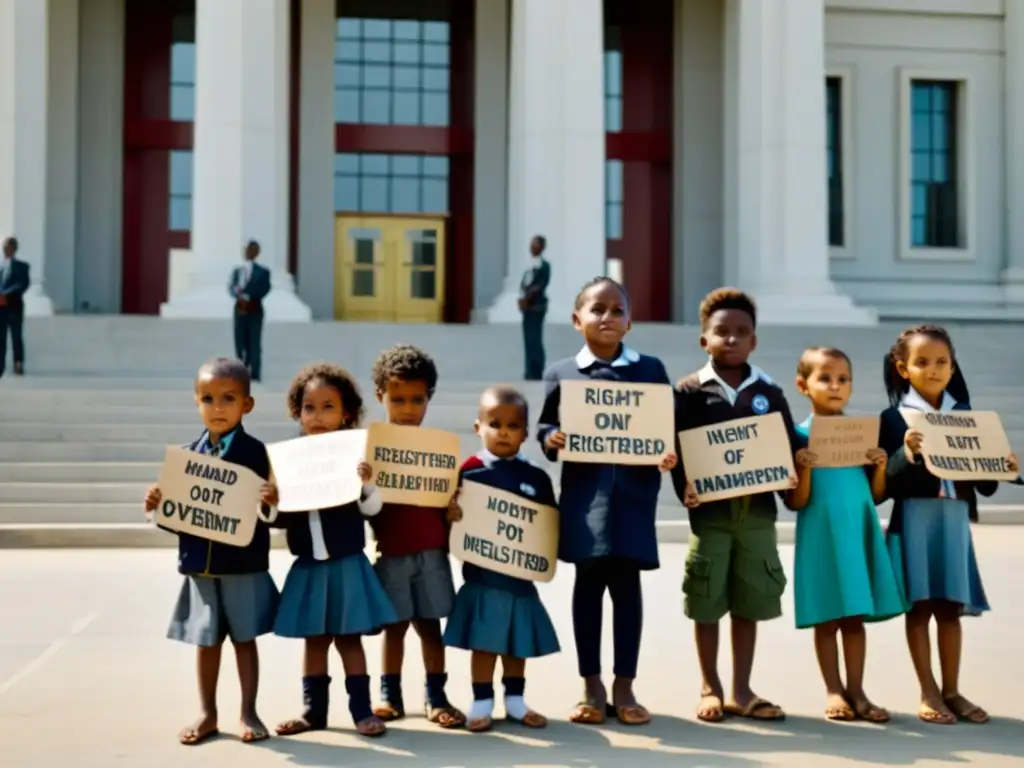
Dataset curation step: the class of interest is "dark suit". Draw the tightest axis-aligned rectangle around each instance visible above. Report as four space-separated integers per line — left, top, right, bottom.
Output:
0 258 29 375
519 258 550 380
229 262 270 381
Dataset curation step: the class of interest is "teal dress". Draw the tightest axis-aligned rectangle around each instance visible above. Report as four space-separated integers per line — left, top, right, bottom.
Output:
793 418 905 628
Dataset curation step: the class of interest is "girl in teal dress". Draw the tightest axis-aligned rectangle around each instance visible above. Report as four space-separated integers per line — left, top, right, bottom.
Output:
789 347 905 723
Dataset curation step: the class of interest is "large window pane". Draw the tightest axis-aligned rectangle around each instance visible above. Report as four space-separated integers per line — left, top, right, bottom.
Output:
168 150 193 231
334 153 449 214
605 160 624 240
908 80 960 248
169 12 196 122
825 76 844 248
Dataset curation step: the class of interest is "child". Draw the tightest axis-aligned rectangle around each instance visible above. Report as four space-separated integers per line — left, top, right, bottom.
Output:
880 324 1019 725
537 276 677 726
143 357 279 746
444 386 560 732
368 344 466 728
670 288 798 723
789 347 904 723
263 364 398 738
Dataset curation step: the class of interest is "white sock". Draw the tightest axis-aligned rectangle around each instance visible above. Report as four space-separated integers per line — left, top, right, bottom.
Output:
504 695 530 720
468 698 494 721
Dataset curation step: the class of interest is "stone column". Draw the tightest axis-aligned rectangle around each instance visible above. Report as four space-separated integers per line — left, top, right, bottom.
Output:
1003 3 1024 302
723 0 874 325
488 0 605 324
0 0 54 315
161 0 310 320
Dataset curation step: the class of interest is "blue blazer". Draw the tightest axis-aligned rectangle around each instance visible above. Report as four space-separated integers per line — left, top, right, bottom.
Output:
269 500 371 561
0 258 30 309
162 425 273 575
229 263 271 306
536 347 670 569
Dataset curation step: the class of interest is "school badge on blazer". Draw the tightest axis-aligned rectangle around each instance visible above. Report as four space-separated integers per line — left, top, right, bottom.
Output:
751 394 770 414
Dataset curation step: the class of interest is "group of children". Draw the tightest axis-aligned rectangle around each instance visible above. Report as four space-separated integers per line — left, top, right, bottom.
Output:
143 280 1020 747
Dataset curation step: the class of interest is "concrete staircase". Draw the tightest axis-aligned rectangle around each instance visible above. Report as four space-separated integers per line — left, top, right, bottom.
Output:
1 317 1022 547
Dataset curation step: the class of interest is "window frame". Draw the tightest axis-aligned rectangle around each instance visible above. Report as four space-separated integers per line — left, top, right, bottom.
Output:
898 69 975 263
826 68 854 260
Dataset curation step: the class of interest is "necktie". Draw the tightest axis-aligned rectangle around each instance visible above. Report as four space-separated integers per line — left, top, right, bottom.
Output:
207 442 222 458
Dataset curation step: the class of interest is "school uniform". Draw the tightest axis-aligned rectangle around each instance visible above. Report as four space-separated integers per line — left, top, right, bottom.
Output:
536 344 669 679
443 451 560 659
880 388 994 616
164 425 280 647
671 361 798 624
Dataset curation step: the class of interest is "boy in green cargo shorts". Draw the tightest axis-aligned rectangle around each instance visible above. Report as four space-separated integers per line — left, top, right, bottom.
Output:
671 288 802 724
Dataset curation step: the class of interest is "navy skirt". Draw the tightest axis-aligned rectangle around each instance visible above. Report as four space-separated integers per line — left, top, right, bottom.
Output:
274 553 398 638
443 580 560 659
887 498 990 616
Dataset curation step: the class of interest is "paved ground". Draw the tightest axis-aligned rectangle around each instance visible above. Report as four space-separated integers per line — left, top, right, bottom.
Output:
3 532 1023 767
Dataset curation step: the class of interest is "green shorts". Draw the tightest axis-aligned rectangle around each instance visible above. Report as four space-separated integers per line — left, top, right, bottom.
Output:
683 497 787 623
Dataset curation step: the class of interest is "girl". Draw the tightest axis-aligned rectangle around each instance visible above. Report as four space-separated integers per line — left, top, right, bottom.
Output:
444 385 560 733
880 325 1018 725
536 276 677 726
789 347 904 723
261 363 398 738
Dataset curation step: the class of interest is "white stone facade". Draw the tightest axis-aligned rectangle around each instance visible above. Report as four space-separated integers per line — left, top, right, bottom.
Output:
0 0 1021 323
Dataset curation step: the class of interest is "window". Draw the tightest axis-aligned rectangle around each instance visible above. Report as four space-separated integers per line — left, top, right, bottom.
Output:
169 150 193 231
334 153 449 214
825 76 843 248
169 14 196 121
605 161 623 240
908 80 960 249
604 27 623 133
333 18 450 126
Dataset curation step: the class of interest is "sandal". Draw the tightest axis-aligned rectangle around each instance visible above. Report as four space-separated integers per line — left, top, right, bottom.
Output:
826 704 856 721
372 703 405 722
611 704 651 726
944 695 989 724
853 701 890 724
724 696 786 721
178 723 219 746
355 715 387 737
507 710 548 728
425 704 466 729
919 704 957 725
240 725 269 744
696 694 725 723
569 701 606 725
466 716 493 733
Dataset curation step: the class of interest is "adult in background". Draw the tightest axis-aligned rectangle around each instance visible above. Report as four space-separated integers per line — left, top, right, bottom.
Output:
518 235 550 380
0 236 30 377
230 240 271 383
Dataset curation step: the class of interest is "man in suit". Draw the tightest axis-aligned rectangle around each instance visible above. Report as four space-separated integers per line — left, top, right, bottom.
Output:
229 240 271 383
518 234 551 380
0 236 30 377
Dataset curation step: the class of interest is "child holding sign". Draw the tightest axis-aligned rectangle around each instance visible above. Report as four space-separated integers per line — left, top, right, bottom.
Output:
537 277 677 726
263 364 397 738
367 345 466 729
789 347 904 723
143 357 279 746
445 386 560 733
880 324 1019 725
671 288 798 723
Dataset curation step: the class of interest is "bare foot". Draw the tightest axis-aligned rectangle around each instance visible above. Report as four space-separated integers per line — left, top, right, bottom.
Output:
825 692 855 721
918 694 957 725
355 715 387 737
240 712 270 743
944 694 989 724
275 717 314 736
696 689 725 723
849 693 890 723
178 713 219 746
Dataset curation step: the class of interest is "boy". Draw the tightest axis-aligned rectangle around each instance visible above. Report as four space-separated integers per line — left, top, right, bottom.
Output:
144 357 279 745
671 288 799 723
368 344 466 729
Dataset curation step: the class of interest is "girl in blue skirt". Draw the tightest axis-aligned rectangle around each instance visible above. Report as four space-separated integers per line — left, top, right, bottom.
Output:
264 363 397 738
789 347 904 723
880 325 1018 726
444 386 560 733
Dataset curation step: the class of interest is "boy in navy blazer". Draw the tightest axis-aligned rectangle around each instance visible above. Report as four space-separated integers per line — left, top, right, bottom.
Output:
0 236 30 377
229 240 271 382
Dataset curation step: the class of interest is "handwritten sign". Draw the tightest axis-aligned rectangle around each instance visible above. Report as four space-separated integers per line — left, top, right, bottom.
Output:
266 430 366 512
449 480 558 582
156 446 263 546
808 416 880 467
678 412 795 503
559 380 674 465
365 423 460 507
901 409 1017 481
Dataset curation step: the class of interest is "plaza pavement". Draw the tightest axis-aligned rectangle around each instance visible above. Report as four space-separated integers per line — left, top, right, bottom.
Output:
2 531 1024 767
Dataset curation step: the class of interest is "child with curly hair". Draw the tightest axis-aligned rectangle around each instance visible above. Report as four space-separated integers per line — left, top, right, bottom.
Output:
263 363 398 738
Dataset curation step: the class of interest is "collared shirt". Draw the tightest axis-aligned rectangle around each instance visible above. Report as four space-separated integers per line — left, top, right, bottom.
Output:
696 359 773 406
901 387 958 499
0 258 9 281
197 427 238 457
575 344 640 370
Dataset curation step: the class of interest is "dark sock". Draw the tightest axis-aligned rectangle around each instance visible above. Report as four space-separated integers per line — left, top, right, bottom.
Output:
502 676 525 697
472 681 495 701
425 672 450 709
346 674 373 724
299 674 331 730
380 673 404 714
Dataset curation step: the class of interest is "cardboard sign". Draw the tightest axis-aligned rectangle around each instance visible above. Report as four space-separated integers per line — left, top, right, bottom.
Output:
365 422 460 507
678 412 795 503
156 446 263 546
449 480 558 583
266 430 367 512
901 409 1017 481
559 380 674 465
808 416 880 467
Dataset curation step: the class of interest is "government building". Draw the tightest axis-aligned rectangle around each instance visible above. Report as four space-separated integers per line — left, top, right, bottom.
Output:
1 0 1022 325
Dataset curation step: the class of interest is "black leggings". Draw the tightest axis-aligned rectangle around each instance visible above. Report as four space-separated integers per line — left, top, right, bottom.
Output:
571 556 643 678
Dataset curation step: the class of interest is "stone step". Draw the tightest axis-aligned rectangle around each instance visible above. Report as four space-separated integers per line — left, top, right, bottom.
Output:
0 462 160 483
0 482 146 504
